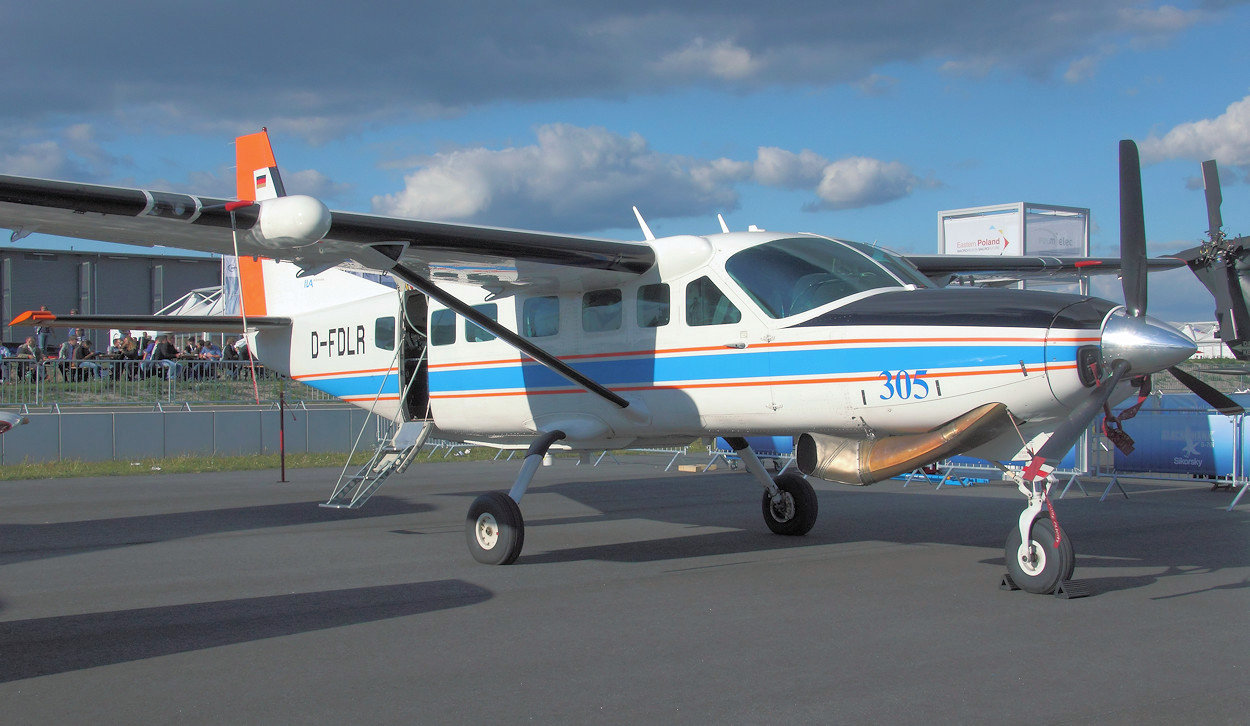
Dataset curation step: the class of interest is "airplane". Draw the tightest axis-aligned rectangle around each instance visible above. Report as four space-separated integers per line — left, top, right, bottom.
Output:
2 130 1244 595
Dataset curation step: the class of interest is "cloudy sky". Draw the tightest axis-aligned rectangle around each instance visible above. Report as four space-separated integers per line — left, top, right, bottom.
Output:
3 0 1249 319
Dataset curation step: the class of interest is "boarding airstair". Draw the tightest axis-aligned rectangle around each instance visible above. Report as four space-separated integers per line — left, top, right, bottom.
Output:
321 419 432 509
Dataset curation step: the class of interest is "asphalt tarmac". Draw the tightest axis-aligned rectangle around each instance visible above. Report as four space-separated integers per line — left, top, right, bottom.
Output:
2 457 1248 723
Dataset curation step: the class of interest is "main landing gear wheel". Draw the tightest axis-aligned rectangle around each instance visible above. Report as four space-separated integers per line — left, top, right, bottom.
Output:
762 471 818 536
466 492 525 565
1005 517 1074 594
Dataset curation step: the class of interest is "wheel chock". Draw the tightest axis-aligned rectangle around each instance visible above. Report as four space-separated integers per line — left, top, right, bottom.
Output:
1000 573 1091 599
1052 579 1092 599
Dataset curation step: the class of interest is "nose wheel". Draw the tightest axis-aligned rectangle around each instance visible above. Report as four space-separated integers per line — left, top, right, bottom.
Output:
1004 516 1075 594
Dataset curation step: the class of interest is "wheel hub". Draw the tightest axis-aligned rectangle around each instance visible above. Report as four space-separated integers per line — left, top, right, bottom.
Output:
1017 541 1047 577
770 492 795 522
475 512 499 550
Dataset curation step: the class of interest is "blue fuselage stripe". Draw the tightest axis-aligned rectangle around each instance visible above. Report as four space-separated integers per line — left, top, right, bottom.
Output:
428 344 1079 393
303 373 400 398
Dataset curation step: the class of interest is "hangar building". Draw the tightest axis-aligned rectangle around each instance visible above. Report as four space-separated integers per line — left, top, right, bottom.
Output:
1 246 221 348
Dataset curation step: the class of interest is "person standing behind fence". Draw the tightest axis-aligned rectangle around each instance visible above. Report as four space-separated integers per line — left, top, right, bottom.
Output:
34 305 52 355
222 337 240 378
67 309 85 343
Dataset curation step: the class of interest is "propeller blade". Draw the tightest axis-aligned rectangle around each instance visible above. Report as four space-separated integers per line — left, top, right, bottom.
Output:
1167 366 1244 416
1202 159 1223 237
1026 360 1132 478
1195 365 1250 376
1120 140 1148 318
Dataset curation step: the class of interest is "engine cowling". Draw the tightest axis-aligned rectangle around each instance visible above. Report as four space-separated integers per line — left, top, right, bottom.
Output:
250 195 332 249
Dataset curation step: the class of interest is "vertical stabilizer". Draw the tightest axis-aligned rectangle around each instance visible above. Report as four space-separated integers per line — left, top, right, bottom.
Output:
236 129 286 201
228 129 392 318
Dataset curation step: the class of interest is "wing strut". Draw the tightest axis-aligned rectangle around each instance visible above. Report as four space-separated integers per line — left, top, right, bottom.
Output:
384 262 631 410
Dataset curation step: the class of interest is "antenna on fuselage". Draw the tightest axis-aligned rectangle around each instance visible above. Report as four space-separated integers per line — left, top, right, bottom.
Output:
632 206 655 241
717 214 730 233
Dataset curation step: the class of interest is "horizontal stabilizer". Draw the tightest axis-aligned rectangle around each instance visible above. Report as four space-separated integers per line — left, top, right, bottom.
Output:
8 310 291 333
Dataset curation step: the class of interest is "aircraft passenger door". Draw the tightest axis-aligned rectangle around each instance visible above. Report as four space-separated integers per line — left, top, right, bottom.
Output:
400 291 429 420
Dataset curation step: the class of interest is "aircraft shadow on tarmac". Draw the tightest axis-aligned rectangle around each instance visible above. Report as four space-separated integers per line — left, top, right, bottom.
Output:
472 471 1250 596
0 579 491 683
0 495 430 566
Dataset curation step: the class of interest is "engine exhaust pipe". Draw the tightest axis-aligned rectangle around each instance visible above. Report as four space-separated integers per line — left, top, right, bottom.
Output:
796 402 1013 485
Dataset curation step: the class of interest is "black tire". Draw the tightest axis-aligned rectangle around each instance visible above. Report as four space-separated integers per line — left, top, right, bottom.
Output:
466 492 525 565
1056 523 1076 583
761 471 818 536
1005 517 1069 594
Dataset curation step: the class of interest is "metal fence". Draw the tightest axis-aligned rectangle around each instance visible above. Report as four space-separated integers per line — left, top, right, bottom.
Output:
0 358 333 407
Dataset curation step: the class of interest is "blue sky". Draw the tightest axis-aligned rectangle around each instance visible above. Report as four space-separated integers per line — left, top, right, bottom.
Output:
2 1 1248 320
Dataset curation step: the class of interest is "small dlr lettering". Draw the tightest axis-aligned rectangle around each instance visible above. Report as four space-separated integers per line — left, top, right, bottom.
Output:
311 325 367 358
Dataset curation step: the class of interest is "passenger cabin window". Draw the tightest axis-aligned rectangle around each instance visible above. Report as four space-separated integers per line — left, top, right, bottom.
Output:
636 284 670 328
724 237 907 319
686 276 741 326
465 303 498 342
430 309 456 346
582 289 622 332
522 296 560 337
375 316 396 351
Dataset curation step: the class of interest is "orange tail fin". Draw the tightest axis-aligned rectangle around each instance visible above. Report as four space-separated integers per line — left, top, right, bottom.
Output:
233 129 286 316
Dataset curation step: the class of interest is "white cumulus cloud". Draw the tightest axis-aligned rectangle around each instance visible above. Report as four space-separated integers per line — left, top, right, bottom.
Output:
372 125 930 232
813 157 922 210
1140 94 1250 165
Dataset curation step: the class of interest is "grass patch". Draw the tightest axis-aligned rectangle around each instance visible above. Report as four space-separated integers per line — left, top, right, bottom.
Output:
0 451 376 481
0 441 709 481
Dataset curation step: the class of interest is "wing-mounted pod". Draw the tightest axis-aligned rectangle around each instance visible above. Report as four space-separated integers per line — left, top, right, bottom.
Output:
245 195 332 250
796 402 1014 485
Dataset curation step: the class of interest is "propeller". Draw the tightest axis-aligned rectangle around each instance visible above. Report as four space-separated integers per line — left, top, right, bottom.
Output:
1119 140 1148 318
1024 141 1243 480
1115 141 1240 420
1166 365 1244 416
1202 159 1223 238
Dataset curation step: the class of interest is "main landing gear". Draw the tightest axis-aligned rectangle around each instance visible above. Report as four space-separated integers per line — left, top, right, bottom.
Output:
724 437 819 537
463 432 819 565
465 431 564 565
1001 467 1077 594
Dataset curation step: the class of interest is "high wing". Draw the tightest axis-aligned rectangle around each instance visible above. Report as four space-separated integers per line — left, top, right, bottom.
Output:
0 164 659 409
905 253 1185 286
8 310 291 333
0 175 656 289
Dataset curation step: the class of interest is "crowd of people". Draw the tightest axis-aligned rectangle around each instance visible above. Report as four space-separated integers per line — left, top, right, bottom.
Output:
1 323 254 383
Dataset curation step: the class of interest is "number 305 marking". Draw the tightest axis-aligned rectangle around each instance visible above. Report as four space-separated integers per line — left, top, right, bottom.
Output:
878 369 930 400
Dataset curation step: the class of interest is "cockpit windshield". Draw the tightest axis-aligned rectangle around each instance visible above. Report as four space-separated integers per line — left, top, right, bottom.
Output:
725 236 926 319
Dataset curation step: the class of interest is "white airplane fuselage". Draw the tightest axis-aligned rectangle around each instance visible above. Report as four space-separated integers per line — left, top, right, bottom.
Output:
259 231 1119 460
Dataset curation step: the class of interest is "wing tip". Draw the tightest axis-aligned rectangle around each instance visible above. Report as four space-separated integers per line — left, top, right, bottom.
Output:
8 310 55 327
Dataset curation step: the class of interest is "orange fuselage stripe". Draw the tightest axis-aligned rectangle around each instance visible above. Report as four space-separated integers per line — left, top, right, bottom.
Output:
427 336 1101 371
428 363 1079 400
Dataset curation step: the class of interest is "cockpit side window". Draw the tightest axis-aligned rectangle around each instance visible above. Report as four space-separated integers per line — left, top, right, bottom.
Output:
845 240 934 288
686 276 742 326
725 237 906 318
